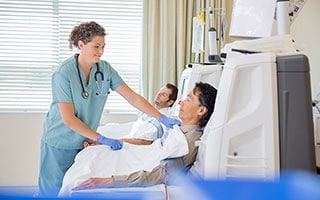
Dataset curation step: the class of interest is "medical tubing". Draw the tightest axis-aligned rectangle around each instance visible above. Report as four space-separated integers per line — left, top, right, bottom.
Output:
143 115 164 138
313 100 320 114
162 166 169 200
74 54 87 98
315 104 320 114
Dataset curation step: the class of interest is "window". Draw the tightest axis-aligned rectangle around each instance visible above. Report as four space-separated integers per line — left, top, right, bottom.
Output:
0 0 142 113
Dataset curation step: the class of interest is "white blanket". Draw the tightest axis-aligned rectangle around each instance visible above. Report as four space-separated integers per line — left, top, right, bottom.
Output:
59 126 188 197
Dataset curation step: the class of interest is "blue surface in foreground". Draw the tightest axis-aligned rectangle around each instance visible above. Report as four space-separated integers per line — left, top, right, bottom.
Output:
1 171 320 200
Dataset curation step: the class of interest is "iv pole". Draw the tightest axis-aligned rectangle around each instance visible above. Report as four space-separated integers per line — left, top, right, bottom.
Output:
208 6 222 63
276 0 308 35
276 0 291 35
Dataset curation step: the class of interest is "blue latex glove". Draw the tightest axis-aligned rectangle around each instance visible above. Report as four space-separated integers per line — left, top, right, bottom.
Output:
158 114 181 128
97 134 123 150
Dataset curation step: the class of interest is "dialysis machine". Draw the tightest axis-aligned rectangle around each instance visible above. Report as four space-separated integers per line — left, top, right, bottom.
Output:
176 51 316 180
171 63 223 118
180 0 315 180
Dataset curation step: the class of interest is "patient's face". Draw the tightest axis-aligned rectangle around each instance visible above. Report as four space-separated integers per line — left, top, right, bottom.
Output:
154 87 172 108
178 91 202 124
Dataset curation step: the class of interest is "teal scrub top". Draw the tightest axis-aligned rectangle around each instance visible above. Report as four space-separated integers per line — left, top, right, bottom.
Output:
42 54 125 149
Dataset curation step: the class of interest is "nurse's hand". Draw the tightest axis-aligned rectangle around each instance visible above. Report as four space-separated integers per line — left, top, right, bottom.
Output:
97 134 123 150
158 114 181 128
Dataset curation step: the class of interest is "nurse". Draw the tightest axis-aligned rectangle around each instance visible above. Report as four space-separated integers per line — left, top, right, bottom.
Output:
38 21 180 197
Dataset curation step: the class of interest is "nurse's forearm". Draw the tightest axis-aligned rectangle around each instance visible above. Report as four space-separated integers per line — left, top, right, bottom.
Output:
116 84 161 119
63 114 100 141
131 95 161 119
58 102 100 140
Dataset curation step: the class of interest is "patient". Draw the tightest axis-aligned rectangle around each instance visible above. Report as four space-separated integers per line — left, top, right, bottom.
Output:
85 83 178 146
70 82 217 191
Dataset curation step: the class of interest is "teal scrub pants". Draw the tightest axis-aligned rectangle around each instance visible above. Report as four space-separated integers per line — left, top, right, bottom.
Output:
38 140 81 197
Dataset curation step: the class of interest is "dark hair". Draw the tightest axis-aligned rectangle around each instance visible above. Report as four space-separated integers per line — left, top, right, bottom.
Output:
192 82 217 127
166 83 178 107
69 21 106 50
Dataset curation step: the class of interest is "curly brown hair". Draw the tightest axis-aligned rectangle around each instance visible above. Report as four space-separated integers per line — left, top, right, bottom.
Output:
68 21 106 50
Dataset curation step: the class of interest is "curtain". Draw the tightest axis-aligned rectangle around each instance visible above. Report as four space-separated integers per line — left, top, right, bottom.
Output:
142 0 222 101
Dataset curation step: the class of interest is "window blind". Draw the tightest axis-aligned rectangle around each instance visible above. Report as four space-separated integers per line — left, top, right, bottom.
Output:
0 0 142 113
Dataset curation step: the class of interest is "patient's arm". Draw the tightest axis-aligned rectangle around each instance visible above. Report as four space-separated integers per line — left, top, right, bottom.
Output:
120 138 153 145
72 177 115 191
83 138 152 147
73 166 166 191
83 140 101 147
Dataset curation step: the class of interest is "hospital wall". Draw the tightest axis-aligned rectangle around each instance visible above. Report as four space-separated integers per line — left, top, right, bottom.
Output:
289 0 320 100
0 0 320 187
0 113 138 186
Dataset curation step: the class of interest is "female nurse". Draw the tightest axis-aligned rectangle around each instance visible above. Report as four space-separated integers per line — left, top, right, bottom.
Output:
38 21 180 197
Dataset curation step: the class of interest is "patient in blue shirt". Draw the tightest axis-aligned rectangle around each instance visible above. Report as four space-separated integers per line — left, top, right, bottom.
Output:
84 83 178 146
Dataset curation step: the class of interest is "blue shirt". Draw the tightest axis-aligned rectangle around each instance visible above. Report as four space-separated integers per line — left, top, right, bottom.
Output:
42 54 125 149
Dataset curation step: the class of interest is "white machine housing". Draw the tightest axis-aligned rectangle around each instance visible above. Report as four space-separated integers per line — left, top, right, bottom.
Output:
188 52 316 180
171 63 222 117
191 53 280 180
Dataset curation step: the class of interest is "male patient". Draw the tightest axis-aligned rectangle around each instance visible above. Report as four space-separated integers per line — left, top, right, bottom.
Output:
85 83 178 146
73 82 217 190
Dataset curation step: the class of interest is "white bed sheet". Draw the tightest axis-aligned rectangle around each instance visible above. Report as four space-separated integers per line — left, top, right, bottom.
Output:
98 115 162 141
97 122 134 139
59 126 188 197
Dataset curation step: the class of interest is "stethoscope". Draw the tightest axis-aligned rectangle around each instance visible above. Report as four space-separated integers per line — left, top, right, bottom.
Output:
75 54 108 99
